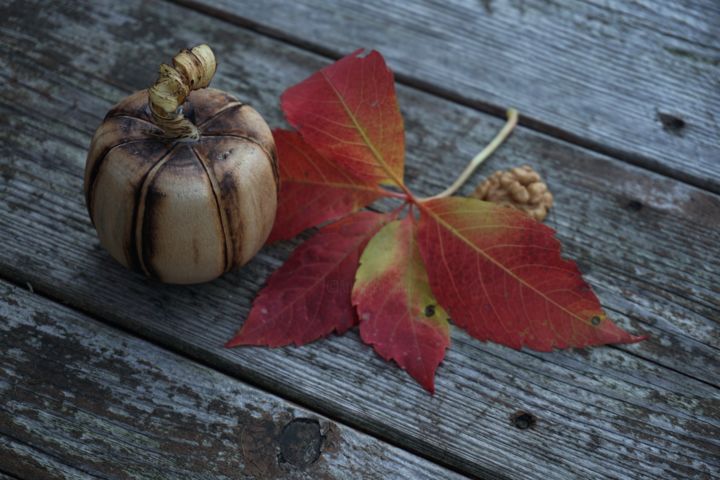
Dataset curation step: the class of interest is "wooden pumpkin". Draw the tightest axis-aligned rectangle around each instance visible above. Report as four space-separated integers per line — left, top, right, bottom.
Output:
84 45 278 284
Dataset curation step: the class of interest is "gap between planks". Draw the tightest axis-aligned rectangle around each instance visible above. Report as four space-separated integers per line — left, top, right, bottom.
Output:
609 344 719 390
166 0 719 195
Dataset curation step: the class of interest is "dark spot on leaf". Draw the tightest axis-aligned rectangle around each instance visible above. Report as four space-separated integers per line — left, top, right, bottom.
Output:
425 305 436 317
591 316 602 326
511 411 537 430
278 418 323 468
657 112 686 133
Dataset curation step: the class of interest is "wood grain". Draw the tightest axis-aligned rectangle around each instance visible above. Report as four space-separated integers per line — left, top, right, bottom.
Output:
177 0 720 193
0 280 466 480
1 0 718 478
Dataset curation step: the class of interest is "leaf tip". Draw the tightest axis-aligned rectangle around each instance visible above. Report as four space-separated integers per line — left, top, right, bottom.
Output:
407 362 443 395
627 333 650 344
422 378 436 395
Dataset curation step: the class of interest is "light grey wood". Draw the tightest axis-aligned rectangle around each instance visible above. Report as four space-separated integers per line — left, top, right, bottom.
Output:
0 0 718 478
0 434 96 480
178 0 720 193
0 280 467 480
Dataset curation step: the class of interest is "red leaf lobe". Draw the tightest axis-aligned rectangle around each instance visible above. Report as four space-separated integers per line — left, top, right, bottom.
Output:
268 130 387 243
353 216 450 392
281 49 405 187
227 211 392 348
417 197 646 351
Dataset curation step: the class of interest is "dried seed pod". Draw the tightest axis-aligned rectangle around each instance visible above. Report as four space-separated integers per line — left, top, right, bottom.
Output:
84 45 278 284
473 165 553 221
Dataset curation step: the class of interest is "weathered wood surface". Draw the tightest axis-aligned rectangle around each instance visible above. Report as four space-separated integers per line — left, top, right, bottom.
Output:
0 280 466 480
1 0 719 478
179 0 720 193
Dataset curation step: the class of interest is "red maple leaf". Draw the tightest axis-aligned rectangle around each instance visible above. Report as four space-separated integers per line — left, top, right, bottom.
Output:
227 49 647 393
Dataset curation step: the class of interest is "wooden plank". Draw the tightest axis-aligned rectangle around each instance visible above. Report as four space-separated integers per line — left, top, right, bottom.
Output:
1 0 719 478
177 0 720 193
0 435 96 480
0 280 466 480
0 469 27 480
0 473 22 480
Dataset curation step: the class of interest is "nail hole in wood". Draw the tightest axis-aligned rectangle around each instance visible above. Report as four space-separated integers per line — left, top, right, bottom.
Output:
657 112 686 133
625 200 644 212
511 411 537 430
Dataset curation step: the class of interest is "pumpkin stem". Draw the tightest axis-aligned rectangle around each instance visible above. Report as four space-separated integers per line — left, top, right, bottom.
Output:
148 44 217 141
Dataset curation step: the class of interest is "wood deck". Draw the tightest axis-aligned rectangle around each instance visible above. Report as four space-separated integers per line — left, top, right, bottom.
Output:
1 0 718 478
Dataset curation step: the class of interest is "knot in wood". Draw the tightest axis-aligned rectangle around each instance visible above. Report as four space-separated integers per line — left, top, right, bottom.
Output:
511 411 537 430
278 418 323 468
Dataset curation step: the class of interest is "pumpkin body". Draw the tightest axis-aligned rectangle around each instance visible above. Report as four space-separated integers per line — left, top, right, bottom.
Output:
84 88 278 284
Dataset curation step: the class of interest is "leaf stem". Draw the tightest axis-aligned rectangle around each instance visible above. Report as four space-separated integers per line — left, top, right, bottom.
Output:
388 202 409 219
424 108 518 200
